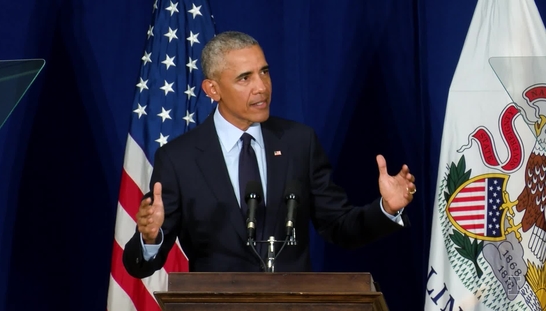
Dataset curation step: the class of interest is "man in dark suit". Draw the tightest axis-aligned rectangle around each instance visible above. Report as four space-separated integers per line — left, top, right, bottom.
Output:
123 31 416 277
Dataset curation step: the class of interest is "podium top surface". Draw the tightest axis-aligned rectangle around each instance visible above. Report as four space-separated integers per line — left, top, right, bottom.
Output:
167 272 376 293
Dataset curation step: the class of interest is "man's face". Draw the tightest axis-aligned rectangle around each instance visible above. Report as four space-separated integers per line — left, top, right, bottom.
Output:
211 45 272 131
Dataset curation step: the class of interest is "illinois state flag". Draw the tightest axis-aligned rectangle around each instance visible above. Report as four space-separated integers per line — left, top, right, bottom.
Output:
107 1 216 310
425 1 546 310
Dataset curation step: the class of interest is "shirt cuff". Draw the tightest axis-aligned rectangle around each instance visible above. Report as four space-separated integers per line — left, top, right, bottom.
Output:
380 198 404 226
140 228 163 261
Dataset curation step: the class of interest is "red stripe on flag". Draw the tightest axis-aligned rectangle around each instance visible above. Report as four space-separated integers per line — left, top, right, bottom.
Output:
164 245 189 273
119 169 145 222
110 241 160 311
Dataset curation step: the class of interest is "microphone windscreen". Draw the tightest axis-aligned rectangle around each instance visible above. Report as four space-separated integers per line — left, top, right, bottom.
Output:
244 180 264 200
283 180 302 199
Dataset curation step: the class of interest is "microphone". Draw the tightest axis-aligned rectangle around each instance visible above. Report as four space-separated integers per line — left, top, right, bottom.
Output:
244 180 263 241
284 180 301 236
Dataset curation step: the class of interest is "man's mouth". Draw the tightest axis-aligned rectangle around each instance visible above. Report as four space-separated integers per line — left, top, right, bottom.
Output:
250 101 267 107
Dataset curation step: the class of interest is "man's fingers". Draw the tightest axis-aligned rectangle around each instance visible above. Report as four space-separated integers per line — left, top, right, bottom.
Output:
138 218 160 232
137 205 153 218
376 154 388 176
406 182 416 196
398 164 410 175
137 214 152 226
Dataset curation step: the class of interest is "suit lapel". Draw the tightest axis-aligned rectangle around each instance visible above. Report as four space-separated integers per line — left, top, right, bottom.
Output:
261 119 289 244
195 116 247 243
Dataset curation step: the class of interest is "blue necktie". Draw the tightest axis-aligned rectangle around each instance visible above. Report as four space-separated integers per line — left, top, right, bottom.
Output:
239 133 264 241
239 133 265 260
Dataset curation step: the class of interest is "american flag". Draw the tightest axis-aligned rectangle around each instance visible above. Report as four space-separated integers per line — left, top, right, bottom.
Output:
107 1 216 310
447 177 506 237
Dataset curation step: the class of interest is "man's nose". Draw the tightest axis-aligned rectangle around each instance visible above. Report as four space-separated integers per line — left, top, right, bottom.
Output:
252 76 268 94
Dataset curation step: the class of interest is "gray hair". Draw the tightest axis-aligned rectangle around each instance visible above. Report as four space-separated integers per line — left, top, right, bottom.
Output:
201 31 259 79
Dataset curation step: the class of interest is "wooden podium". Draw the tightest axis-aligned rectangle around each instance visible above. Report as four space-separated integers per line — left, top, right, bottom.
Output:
154 272 389 310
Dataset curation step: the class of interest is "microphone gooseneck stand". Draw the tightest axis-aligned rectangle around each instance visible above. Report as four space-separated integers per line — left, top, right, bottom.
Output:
247 229 297 272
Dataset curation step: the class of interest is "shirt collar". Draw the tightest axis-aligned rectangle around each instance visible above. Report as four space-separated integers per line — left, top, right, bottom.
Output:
214 108 264 152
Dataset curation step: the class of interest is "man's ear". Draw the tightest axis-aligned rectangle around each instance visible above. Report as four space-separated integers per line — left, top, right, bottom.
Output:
202 79 221 102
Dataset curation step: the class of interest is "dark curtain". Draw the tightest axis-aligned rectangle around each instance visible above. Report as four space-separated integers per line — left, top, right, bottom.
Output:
1 0 544 310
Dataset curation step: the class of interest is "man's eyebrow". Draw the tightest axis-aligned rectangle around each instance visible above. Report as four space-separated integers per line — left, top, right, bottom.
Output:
235 71 251 80
235 66 270 80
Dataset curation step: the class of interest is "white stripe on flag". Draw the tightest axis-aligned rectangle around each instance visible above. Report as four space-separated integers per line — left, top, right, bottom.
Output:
114 202 138 247
124 135 153 193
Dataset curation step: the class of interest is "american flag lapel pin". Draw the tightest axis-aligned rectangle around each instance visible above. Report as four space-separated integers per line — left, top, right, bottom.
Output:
274 150 282 156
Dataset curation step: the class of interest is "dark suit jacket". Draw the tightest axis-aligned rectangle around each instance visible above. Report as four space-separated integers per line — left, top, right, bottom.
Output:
123 114 408 277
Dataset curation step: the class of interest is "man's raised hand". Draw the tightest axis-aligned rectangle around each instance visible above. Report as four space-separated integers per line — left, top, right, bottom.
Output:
137 182 165 244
